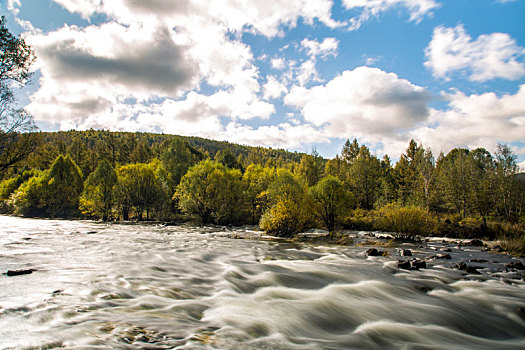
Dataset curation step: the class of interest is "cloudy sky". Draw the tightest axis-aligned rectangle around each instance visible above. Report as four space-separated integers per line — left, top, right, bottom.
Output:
3 0 525 165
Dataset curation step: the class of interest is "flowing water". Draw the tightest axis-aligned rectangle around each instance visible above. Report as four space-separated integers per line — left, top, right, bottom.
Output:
1 216 524 349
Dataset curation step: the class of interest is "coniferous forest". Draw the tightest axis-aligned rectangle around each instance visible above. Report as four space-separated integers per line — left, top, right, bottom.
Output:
1 130 524 254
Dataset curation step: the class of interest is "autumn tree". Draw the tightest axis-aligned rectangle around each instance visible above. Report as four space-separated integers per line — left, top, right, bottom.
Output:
260 168 310 237
296 148 324 187
242 163 276 224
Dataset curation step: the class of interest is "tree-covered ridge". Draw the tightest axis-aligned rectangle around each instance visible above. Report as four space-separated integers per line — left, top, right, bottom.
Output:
5 130 304 178
0 132 524 253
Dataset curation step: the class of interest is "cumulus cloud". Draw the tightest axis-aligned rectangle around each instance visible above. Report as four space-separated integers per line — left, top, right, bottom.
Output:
425 24 525 81
285 66 432 140
28 23 197 96
343 0 440 30
407 85 525 156
263 76 288 100
301 37 339 59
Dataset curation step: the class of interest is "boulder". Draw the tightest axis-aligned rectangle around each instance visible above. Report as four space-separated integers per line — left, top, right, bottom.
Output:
505 261 525 270
400 249 412 257
397 260 412 270
467 239 484 247
452 262 480 274
366 248 384 257
411 259 427 269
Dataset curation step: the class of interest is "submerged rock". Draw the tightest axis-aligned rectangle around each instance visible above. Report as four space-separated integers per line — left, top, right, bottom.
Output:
400 249 412 257
505 261 525 270
452 262 480 274
429 253 452 260
366 248 384 257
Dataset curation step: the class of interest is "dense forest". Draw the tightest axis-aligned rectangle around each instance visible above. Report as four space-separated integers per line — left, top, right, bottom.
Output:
1 131 524 254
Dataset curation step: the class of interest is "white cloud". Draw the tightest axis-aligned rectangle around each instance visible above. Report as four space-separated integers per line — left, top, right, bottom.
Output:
343 0 440 30
408 85 525 156
285 66 432 141
263 76 288 100
301 37 339 59
425 24 525 82
271 57 286 70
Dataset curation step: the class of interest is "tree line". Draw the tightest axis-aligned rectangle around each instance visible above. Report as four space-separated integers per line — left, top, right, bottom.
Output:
1 134 523 239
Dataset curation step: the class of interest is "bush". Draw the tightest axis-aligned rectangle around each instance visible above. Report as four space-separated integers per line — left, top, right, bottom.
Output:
375 203 434 239
343 208 375 231
259 199 306 237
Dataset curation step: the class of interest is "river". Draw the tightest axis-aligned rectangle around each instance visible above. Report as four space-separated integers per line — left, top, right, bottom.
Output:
1 216 524 349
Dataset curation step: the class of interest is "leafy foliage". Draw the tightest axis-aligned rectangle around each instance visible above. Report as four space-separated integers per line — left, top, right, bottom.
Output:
310 175 354 234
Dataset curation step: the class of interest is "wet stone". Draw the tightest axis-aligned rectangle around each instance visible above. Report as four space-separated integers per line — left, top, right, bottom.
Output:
467 239 484 247
505 261 525 270
397 260 412 270
452 262 480 275
400 249 412 257
366 248 384 257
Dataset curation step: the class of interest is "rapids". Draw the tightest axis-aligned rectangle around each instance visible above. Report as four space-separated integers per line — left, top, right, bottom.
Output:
1 216 524 349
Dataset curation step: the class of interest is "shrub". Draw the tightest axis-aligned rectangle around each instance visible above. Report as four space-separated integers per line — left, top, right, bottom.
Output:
375 203 433 239
259 198 306 237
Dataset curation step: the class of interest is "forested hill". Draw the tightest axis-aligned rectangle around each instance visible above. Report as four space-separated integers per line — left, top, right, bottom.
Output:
7 130 305 178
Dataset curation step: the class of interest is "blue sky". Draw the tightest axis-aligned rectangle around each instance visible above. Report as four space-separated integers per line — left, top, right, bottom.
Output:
2 0 525 166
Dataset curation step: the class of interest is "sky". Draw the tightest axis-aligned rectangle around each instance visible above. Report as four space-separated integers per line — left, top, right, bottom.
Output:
2 0 525 166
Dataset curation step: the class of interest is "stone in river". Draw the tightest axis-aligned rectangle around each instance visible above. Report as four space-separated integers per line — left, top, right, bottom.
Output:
505 261 525 270
5 269 34 276
411 259 427 269
452 262 480 274
397 260 412 270
400 249 412 257
366 248 384 257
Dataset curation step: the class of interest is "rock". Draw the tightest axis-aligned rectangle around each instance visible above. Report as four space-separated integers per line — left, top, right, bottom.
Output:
366 248 384 257
441 248 452 252
411 259 427 269
437 253 452 259
452 262 480 274
400 249 412 257
429 253 452 260
5 269 34 277
467 239 484 247
397 259 426 270
505 261 525 270
397 260 412 270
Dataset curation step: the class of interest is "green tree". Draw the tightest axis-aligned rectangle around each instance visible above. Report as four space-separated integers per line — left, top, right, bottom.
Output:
348 146 381 209
296 148 325 187
494 144 520 219
341 138 360 164
310 175 354 234
80 159 117 220
260 168 310 236
115 161 163 220
160 137 202 193
11 155 83 217
437 148 476 218
242 163 276 224
175 159 244 224
0 16 37 173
